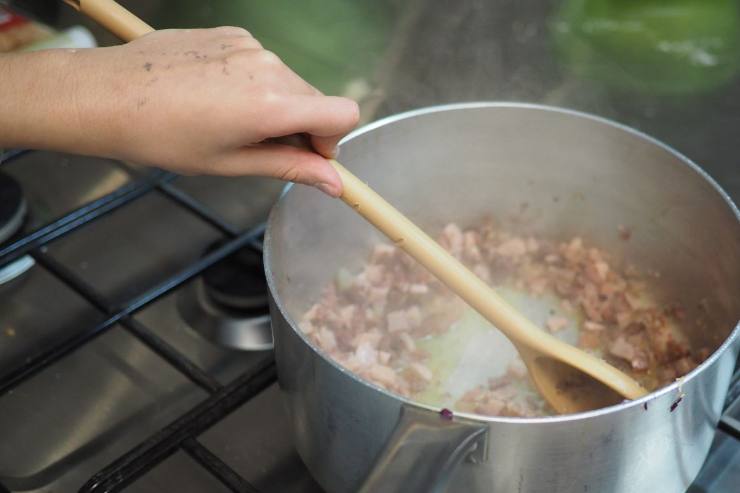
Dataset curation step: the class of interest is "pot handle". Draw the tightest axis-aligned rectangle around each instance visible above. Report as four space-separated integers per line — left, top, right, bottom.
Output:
719 368 740 440
358 405 488 493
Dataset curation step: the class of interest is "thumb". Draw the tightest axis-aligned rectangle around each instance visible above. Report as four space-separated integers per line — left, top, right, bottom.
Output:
213 143 343 197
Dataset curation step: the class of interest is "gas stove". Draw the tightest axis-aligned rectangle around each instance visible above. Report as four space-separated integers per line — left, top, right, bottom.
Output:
0 144 738 493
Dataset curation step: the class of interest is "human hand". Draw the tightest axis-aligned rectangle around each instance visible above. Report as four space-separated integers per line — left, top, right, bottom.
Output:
58 28 359 196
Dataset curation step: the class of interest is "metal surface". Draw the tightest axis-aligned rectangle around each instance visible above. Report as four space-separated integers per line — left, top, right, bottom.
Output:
265 103 740 493
0 148 288 492
177 279 273 351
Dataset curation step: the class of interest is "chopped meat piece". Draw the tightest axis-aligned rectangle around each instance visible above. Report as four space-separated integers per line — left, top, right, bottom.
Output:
608 336 648 371
440 223 464 259
316 327 337 352
378 351 391 365
354 342 378 367
579 331 601 349
463 231 482 262
408 362 433 383
408 283 429 295
372 243 396 261
583 321 606 332
507 360 528 379
398 332 416 353
544 253 561 264
473 263 492 283
673 357 696 376
386 310 409 333
352 330 383 348
526 237 539 253
497 238 528 257
365 365 400 389
363 264 385 285
546 315 569 333
477 398 506 416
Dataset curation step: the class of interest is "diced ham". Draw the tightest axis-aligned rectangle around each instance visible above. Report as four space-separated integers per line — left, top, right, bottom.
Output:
386 310 409 333
579 331 601 349
398 332 416 353
408 362 433 383
440 223 464 259
673 357 696 376
366 365 400 388
372 243 396 261
507 360 528 379
408 283 429 295
497 238 527 257
583 321 606 332
354 342 378 366
545 253 560 264
608 336 648 370
364 264 385 285
473 263 492 283
546 315 569 333
316 327 337 352
463 231 482 262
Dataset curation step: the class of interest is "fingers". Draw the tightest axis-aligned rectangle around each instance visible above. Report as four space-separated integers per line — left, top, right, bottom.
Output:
258 95 359 157
310 134 344 158
213 143 343 197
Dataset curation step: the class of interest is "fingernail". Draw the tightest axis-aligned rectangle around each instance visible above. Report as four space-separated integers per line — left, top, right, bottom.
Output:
332 146 341 159
316 182 340 197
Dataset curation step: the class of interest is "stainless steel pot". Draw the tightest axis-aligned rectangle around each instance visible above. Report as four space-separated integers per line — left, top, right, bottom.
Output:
264 103 740 493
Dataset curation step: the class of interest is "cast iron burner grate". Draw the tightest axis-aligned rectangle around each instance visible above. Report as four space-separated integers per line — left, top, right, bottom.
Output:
1 146 739 493
0 150 275 493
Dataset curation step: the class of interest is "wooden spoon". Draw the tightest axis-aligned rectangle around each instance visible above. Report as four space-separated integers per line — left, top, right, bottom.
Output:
66 0 648 413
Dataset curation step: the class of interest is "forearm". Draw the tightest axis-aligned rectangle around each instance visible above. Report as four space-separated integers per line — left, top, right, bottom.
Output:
0 49 117 157
0 28 357 195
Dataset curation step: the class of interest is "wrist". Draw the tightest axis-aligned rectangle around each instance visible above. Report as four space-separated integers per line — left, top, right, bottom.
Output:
0 48 122 159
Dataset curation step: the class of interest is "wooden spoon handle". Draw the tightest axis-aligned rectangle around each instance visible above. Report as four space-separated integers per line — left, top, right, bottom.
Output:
63 0 153 41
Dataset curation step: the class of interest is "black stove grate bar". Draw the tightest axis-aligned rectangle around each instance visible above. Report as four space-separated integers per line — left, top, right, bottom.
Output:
0 223 265 395
79 358 277 493
182 438 260 493
28 249 223 393
122 317 223 394
0 169 175 268
156 181 241 237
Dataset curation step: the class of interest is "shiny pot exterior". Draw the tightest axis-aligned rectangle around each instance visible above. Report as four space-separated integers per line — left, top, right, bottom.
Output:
265 103 740 493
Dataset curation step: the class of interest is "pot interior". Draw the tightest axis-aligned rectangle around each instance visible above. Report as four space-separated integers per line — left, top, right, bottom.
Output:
266 104 740 410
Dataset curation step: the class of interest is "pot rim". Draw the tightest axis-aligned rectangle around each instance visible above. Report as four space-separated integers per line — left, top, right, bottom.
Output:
264 101 740 424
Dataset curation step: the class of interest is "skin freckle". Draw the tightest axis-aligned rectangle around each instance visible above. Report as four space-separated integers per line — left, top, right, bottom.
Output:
136 98 148 109
143 62 153 72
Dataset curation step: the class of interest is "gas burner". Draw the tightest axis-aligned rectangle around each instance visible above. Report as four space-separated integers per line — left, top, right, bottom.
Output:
201 243 268 311
0 171 34 287
177 243 272 351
